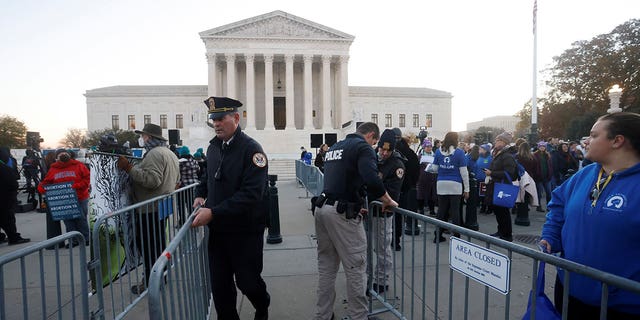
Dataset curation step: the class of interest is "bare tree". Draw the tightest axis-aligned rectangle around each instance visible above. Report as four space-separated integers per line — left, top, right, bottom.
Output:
60 128 87 148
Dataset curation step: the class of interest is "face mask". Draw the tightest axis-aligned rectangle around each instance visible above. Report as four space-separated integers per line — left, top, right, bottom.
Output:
138 137 145 147
59 154 71 162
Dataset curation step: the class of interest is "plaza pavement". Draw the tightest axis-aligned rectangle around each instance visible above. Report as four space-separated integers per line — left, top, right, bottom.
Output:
1 180 549 319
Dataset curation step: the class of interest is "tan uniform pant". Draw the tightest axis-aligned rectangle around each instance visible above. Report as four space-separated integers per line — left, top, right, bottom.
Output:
314 204 368 320
373 215 393 287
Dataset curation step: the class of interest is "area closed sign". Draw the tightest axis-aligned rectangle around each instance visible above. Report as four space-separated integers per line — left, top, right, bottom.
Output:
449 237 511 294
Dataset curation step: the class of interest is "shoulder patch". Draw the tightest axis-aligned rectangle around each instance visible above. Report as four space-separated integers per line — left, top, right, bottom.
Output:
252 152 267 168
396 168 404 179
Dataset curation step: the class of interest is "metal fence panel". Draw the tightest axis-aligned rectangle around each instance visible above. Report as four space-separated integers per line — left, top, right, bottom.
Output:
89 183 198 320
147 210 212 320
295 160 324 197
365 202 640 320
0 232 89 320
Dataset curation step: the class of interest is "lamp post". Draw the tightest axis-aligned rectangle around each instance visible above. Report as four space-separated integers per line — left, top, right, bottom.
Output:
607 84 623 114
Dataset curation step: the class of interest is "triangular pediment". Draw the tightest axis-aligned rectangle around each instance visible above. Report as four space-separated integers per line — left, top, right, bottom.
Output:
199 10 354 40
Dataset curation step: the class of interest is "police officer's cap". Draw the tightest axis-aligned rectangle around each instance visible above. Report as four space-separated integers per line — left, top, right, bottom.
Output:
378 129 397 151
204 96 243 120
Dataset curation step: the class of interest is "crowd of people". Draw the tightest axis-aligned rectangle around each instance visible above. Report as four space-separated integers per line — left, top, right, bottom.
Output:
2 108 639 318
309 114 639 318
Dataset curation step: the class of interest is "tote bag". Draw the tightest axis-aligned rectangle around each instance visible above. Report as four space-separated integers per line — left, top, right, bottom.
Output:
522 261 561 320
492 171 519 208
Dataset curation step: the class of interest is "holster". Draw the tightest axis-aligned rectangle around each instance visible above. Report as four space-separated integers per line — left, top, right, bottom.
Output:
340 202 362 219
314 193 327 208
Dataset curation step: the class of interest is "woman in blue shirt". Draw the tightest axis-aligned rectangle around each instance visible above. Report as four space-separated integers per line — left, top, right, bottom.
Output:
427 132 469 242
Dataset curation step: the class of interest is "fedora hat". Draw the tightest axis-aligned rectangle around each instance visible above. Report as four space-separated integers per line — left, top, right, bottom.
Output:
135 123 167 141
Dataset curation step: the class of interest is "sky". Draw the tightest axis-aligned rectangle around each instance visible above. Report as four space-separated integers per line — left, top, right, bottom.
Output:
1 0 638 148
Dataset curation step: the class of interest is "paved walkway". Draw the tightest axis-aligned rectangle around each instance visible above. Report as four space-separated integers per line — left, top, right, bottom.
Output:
1 180 549 319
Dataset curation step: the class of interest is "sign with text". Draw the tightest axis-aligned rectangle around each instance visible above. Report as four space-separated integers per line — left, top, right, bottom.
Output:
449 237 511 294
44 182 82 221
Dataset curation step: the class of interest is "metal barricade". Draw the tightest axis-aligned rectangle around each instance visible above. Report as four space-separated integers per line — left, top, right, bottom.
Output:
295 159 324 197
0 232 89 320
147 210 211 319
89 183 198 320
365 202 640 320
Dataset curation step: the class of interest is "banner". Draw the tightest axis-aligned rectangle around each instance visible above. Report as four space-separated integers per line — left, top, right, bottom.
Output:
88 152 141 287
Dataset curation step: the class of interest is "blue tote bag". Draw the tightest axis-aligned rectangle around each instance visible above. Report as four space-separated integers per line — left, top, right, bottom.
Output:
522 261 561 320
492 171 519 208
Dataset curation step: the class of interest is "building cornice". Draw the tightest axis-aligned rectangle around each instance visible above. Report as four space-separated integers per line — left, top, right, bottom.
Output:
349 86 452 99
84 85 207 98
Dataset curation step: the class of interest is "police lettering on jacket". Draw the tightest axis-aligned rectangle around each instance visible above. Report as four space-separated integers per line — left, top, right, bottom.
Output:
324 149 343 161
322 133 386 202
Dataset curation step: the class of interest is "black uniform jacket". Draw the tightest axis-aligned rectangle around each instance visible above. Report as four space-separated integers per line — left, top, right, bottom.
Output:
195 126 268 233
322 133 385 203
378 151 405 202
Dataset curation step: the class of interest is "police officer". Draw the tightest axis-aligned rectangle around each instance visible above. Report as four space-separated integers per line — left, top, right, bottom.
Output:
314 122 398 320
370 129 405 294
192 96 270 320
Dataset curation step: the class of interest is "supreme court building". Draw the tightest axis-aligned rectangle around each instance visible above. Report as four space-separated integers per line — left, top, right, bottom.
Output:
85 11 452 158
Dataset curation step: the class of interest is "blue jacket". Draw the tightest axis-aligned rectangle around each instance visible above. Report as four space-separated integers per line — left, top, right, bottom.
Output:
475 155 492 181
541 162 640 314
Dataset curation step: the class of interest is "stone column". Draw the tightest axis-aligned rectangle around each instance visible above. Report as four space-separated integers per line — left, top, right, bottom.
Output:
264 54 275 130
206 53 218 97
225 53 236 98
245 54 256 130
303 55 314 129
321 55 332 129
285 54 295 129
339 55 350 127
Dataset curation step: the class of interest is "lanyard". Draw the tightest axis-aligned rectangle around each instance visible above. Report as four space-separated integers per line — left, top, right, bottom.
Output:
591 168 614 207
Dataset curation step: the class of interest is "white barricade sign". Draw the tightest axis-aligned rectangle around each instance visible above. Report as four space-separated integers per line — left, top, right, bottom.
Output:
449 237 511 294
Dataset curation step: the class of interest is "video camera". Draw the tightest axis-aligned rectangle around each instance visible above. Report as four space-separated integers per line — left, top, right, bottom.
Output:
26 131 43 151
98 134 131 155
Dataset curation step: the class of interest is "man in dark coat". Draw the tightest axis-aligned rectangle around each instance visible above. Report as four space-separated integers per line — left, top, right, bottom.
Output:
0 147 30 245
192 96 271 320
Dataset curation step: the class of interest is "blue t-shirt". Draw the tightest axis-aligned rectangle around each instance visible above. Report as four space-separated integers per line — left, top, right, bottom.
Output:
433 148 466 183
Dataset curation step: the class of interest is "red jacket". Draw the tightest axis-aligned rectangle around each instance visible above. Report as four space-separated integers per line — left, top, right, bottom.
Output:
38 159 90 201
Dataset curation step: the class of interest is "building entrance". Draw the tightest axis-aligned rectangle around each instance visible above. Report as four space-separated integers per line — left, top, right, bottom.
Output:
274 97 286 129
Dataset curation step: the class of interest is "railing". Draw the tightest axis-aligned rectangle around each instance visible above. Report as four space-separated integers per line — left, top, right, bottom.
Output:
365 202 640 319
147 210 212 319
89 183 198 320
294 160 324 197
0 232 89 320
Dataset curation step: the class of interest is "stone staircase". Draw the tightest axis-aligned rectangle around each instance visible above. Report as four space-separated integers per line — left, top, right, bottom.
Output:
268 159 297 181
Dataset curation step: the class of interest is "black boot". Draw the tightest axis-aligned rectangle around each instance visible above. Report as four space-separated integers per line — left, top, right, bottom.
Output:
433 230 446 243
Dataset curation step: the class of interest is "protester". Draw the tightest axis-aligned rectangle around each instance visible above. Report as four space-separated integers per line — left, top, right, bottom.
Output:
117 123 180 295
300 146 307 160
193 147 207 179
38 148 91 247
553 142 579 184
312 122 397 320
0 147 30 245
428 131 469 242
463 145 480 230
177 146 200 188
540 112 640 318
392 129 420 237
416 139 437 217
191 96 271 320
483 132 518 242
314 143 329 173
476 144 493 214
532 141 554 211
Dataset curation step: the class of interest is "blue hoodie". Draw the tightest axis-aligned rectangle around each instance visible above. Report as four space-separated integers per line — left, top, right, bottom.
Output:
541 162 640 314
